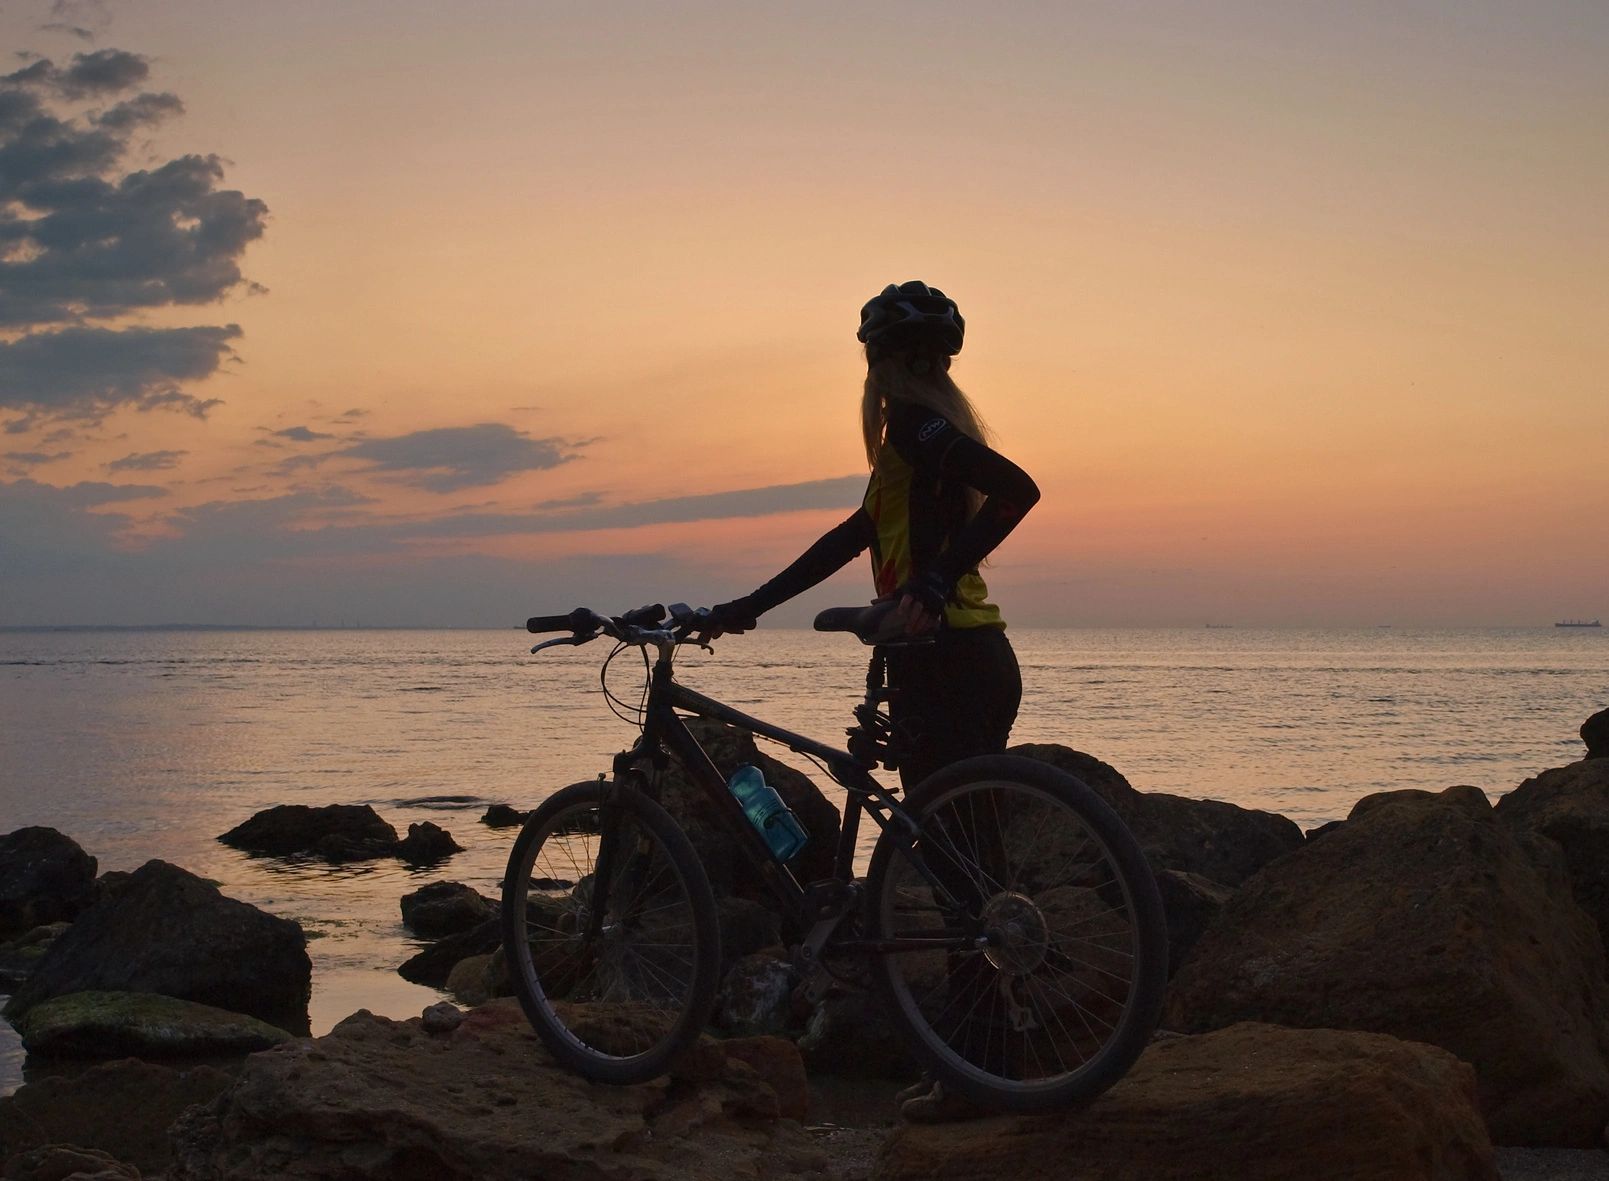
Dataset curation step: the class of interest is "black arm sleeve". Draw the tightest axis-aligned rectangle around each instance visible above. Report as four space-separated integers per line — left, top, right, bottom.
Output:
929 434 1040 587
887 405 1040 590
743 508 875 616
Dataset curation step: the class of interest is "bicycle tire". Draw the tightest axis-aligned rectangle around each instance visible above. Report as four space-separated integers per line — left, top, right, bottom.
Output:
864 754 1167 1112
501 778 721 1085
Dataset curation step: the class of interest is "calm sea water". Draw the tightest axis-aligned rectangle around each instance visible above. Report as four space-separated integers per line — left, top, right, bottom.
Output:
1 625 1603 1093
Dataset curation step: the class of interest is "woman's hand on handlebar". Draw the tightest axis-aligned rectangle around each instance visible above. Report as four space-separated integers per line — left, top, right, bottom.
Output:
702 598 758 639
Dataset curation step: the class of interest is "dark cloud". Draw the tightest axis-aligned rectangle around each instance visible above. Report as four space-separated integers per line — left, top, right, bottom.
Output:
51 478 167 505
271 425 334 442
39 24 97 42
338 423 582 492
335 408 368 420
0 153 268 327
94 90 184 132
0 46 265 423
3 449 71 465
535 491 605 511
0 325 239 421
106 448 186 472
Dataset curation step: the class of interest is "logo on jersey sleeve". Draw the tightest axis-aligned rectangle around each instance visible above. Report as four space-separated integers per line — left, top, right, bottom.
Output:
917 417 950 443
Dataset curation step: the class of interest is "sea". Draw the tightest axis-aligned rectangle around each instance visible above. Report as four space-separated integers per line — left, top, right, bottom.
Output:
1 625 1604 1094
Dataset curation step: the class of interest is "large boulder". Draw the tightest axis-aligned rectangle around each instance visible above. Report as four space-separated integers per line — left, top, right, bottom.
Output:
2 860 311 1036
217 805 398 862
399 882 492 939
1165 786 1609 1146
1582 708 1609 759
874 1023 1497 1181
1010 745 1303 887
1154 869 1233 976
0 1058 234 1176
166 1000 828 1181
0 828 98 939
1496 758 1609 962
13 991 295 1059
657 720 841 900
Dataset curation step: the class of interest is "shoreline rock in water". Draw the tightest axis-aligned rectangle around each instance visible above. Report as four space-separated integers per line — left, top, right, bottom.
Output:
218 804 465 866
3 859 312 1037
0 827 98 939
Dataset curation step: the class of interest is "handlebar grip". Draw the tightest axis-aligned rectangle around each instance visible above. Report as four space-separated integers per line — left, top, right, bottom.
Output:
619 603 666 628
527 611 583 634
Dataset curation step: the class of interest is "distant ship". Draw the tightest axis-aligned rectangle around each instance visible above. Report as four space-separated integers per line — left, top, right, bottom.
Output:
1556 619 1602 628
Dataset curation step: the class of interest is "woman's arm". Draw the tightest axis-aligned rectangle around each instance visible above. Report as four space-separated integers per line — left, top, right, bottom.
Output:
889 407 1040 604
712 508 874 629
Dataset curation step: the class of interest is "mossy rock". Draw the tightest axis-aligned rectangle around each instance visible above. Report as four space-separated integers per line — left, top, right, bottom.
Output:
15 990 297 1058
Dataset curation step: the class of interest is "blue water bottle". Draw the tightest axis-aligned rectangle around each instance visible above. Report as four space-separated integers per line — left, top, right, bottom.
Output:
727 763 809 862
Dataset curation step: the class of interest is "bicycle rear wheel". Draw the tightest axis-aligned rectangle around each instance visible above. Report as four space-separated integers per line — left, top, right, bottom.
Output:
501 778 720 1084
865 754 1167 1112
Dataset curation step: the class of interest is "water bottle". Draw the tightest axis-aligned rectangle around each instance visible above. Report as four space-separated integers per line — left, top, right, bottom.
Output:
726 763 809 862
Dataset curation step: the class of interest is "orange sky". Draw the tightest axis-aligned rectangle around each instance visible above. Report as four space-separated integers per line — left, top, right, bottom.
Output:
2 1 1605 625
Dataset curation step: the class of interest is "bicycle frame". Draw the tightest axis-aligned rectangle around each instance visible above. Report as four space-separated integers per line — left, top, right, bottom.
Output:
605 645 973 961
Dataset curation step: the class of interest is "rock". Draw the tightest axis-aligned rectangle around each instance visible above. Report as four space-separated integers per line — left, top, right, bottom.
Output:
1496 759 1609 963
1304 819 1345 841
480 804 528 828
0 828 98 939
394 821 462 866
1583 708 1609 759
1010 745 1303 887
657 720 841 903
166 1000 829 1181
2 860 311 1036
1165 786 1609 1146
0 1145 141 1181
91 872 133 905
443 954 496 1007
1154 869 1233 976
13 991 295 1059
217 805 398 862
721 1036 810 1121
716 896 783 970
797 992 913 1080
0 1058 233 1176
0 923 70 990
399 882 491 939
715 952 795 1035
397 917 500 988
419 1002 464 1034
874 1022 1498 1181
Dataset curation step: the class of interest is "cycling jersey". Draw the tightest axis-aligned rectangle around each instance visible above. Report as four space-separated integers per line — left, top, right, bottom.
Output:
741 401 1039 624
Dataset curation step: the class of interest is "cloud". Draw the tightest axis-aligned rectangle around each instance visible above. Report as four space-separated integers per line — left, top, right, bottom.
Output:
271 425 334 442
0 45 265 423
106 448 186 472
0 325 239 421
337 423 582 492
3 449 71 465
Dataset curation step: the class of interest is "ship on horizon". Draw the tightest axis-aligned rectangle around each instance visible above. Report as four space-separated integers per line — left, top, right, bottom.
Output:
1555 619 1602 628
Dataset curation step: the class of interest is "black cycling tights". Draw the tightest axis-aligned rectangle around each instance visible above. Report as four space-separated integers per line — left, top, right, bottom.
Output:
885 626 1022 790
886 627 1022 1076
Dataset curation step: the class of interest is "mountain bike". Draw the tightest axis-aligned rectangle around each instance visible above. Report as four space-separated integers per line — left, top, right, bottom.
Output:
502 602 1167 1111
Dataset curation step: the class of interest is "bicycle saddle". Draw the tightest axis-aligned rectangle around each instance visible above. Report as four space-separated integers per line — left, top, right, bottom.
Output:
813 602 939 646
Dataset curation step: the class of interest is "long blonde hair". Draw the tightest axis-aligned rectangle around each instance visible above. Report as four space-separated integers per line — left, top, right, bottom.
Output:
861 353 991 516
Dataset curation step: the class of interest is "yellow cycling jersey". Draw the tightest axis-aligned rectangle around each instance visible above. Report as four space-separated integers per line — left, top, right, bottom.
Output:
864 409 1005 631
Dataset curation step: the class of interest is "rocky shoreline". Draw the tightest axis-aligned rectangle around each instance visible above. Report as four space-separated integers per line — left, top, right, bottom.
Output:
1 708 1606 1179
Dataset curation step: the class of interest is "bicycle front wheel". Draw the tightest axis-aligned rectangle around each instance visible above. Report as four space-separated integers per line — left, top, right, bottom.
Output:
501 778 720 1085
865 754 1167 1112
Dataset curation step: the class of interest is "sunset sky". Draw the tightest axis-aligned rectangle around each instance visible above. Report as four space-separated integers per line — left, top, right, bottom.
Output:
2 0 1605 627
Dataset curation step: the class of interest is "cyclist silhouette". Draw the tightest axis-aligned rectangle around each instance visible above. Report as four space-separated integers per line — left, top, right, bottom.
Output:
704 280 1041 1120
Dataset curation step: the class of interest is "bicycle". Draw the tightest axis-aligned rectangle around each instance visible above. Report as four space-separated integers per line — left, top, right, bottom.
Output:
501 601 1167 1111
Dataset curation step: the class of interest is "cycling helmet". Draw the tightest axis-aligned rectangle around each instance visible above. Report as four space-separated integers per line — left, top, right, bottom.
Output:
856 280 965 357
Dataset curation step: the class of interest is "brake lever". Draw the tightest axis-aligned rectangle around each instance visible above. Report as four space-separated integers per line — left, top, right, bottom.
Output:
531 635 588 655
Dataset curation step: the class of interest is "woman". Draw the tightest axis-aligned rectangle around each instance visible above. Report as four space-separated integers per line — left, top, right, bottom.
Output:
706 280 1040 1121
